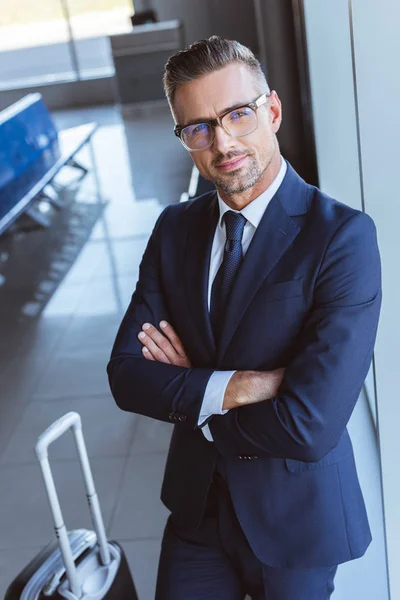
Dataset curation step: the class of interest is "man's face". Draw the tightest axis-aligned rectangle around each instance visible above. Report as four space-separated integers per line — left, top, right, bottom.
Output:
173 63 282 198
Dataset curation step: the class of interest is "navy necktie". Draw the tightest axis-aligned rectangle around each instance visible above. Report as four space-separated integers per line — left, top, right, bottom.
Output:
210 210 247 343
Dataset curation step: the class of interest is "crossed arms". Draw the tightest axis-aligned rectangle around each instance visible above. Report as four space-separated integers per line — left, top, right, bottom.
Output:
107 207 381 462
137 319 285 411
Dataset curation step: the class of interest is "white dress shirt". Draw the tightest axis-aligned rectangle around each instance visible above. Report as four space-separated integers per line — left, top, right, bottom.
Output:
199 157 287 441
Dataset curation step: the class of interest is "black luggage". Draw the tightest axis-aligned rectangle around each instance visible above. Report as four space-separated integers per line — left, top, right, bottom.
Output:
5 411 139 599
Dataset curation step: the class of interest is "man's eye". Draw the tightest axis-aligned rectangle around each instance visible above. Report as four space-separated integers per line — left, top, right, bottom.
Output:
228 108 251 121
192 123 208 134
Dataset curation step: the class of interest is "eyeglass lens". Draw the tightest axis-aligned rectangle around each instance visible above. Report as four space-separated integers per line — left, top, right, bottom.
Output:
181 106 257 150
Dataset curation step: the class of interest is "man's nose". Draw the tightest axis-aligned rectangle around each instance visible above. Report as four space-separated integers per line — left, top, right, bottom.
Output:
212 125 236 154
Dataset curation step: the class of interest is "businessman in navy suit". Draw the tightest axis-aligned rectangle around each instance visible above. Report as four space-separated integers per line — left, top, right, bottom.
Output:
107 37 382 599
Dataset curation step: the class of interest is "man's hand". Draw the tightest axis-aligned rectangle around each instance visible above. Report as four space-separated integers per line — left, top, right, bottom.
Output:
138 321 192 368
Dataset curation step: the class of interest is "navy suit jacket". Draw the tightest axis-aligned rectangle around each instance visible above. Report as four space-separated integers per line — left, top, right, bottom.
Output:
107 161 382 568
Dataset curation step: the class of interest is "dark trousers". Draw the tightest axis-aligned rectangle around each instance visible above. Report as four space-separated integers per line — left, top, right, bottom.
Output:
155 473 338 600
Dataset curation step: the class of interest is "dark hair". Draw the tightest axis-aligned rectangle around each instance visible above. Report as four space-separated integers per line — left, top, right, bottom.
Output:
163 36 269 106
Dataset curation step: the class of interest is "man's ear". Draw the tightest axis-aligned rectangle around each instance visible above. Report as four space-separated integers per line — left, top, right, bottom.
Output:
268 91 282 133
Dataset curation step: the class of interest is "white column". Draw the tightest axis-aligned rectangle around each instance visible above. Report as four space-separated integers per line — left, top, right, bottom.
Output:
350 0 400 598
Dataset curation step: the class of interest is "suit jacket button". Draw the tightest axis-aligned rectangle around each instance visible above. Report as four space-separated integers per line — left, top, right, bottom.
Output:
168 412 174 420
178 415 185 422
238 455 243 460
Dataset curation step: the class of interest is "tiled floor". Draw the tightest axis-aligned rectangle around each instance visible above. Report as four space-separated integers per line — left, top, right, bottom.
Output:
0 104 389 599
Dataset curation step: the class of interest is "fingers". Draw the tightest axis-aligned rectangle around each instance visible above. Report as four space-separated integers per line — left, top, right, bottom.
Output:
137 322 191 367
138 327 171 364
142 347 156 361
159 321 187 357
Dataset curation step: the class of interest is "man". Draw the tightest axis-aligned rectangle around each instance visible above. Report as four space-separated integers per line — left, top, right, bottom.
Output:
107 36 381 599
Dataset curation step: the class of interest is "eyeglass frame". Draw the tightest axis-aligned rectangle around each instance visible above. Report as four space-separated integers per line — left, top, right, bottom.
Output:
173 92 271 152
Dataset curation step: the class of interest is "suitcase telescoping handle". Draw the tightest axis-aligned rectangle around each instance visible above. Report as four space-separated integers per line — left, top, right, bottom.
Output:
35 412 111 599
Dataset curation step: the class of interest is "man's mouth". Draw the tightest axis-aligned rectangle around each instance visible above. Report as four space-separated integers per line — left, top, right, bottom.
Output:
215 155 248 172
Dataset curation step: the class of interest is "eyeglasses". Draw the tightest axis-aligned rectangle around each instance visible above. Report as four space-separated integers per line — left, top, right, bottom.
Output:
174 93 270 152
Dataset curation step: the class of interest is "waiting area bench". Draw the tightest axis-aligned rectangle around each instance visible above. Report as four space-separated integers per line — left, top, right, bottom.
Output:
0 93 98 235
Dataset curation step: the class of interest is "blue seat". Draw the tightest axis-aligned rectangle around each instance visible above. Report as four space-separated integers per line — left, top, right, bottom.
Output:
0 94 97 235
0 94 59 193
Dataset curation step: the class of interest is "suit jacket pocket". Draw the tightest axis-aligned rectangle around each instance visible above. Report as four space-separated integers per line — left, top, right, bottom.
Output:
285 430 353 473
262 278 304 302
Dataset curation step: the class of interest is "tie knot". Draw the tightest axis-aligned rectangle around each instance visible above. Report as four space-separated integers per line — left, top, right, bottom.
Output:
224 211 247 242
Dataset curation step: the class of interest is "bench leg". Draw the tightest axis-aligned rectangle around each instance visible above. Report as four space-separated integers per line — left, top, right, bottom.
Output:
24 206 51 229
88 138 104 204
39 186 64 209
66 158 89 175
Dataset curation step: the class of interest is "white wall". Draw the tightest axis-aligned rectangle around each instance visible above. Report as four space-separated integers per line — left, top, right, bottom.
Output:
303 0 393 597
350 1 400 598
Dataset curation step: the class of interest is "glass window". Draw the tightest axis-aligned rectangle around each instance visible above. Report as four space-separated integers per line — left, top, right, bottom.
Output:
0 0 76 88
0 0 135 89
67 0 133 77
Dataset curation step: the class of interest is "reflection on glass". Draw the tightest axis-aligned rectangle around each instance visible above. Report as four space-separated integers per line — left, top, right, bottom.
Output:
0 0 75 87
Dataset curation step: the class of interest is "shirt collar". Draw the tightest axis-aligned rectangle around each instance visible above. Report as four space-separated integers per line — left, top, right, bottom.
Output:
216 156 287 229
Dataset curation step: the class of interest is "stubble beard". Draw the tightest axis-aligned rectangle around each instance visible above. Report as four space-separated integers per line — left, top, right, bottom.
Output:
212 154 267 196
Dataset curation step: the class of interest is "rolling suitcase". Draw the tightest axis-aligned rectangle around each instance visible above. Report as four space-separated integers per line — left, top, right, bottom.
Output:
5 411 139 599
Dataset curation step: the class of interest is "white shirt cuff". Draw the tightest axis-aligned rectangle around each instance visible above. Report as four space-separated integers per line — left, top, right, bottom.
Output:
198 370 236 441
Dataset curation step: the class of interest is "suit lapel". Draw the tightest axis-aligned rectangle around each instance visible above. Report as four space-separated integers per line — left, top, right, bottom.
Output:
184 192 219 358
216 162 309 364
